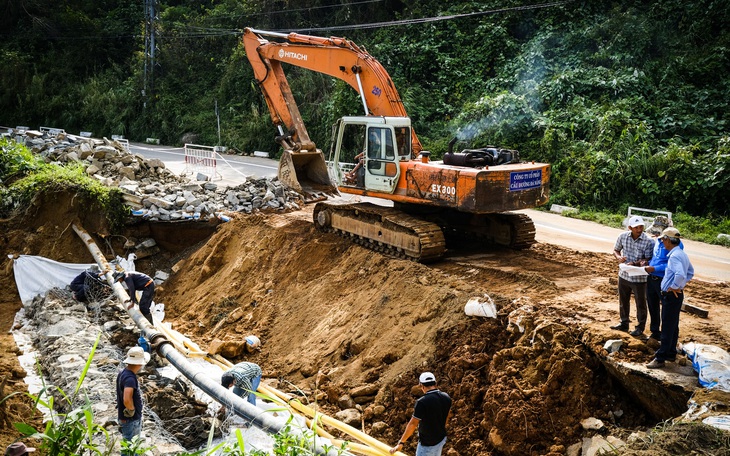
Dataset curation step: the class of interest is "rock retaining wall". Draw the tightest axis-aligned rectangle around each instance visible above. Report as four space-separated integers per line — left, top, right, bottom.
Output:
17 289 217 454
6 130 303 222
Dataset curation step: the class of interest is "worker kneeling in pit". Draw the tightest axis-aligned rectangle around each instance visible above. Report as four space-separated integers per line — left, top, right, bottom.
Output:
114 270 156 325
221 362 262 406
69 268 107 303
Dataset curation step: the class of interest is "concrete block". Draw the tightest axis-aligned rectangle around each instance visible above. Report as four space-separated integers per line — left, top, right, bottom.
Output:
682 303 709 318
550 204 578 214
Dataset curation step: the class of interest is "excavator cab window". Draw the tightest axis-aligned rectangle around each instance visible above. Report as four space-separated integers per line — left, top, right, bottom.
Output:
394 127 411 159
367 127 396 177
338 124 366 164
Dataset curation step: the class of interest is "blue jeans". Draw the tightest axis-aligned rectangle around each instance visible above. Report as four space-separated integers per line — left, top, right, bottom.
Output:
120 418 142 456
416 437 446 456
233 374 262 406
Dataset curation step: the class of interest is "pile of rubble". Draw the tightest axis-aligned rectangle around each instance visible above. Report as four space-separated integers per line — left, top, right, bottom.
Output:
7 129 303 222
16 289 217 454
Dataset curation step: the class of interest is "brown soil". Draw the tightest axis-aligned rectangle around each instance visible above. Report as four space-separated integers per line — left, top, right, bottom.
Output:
1 191 730 455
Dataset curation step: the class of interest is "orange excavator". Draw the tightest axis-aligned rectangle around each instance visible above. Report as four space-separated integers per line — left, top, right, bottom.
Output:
243 28 550 262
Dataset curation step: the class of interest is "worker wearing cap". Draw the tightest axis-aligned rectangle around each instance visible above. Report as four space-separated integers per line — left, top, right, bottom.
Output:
644 216 683 341
115 270 155 324
611 215 654 336
646 228 694 369
390 372 452 456
116 346 150 455
4 442 35 456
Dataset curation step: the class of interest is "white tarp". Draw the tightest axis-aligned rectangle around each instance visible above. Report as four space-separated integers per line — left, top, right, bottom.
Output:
11 255 96 304
684 342 730 392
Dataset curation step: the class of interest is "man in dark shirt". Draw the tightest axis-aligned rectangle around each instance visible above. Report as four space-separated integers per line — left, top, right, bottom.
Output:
114 270 155 324
390 372 452 455
116 346 150 456
69 269 106 303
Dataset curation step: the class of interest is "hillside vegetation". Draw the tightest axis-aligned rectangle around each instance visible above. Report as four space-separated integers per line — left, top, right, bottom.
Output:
1 0 729 220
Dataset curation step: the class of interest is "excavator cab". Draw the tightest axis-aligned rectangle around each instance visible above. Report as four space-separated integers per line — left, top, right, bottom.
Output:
329 116 409 194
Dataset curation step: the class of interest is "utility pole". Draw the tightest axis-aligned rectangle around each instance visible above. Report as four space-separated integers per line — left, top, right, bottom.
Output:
143 0 157 109
215 100 221 146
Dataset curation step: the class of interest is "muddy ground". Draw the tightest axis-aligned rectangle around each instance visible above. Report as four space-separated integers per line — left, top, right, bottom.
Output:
1 190 730 455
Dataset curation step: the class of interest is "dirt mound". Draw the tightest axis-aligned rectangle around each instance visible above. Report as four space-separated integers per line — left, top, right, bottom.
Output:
155 212 656 454
3 191 730 454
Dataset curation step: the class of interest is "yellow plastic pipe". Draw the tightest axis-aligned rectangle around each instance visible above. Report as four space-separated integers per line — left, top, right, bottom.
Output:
257 384 407 456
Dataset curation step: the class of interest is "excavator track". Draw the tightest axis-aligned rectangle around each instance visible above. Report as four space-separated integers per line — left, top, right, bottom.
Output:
313 201 446 262
393 204 537 251
438 211 537 250
503 213 537 249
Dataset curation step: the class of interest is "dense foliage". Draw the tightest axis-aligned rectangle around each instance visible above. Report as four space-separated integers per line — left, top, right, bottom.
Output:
1 0 728 218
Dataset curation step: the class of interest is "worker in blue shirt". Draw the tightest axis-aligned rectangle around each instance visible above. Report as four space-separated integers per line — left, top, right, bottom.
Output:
643 216 683 341
646 228 694 369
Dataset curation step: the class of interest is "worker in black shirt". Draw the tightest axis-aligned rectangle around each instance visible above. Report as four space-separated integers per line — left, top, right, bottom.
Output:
69 269 105 302
114 270 155 324
390 372 452 455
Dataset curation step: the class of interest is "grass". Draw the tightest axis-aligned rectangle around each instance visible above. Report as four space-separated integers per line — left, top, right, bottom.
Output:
0 138 128 230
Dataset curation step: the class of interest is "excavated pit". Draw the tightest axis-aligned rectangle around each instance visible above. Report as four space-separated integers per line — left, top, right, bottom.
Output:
2 190 730 454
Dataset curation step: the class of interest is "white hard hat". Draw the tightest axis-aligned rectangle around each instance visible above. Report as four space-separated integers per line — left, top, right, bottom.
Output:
245 335 261 352
628 216 645 228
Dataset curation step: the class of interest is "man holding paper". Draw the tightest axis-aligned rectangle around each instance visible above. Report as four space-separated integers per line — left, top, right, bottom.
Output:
611 216 654 336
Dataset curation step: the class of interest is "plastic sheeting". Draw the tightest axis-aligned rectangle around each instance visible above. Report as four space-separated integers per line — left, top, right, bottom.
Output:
684 342 730 392
11 255 96 304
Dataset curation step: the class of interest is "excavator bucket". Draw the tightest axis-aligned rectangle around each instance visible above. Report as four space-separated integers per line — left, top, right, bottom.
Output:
278 149 338 203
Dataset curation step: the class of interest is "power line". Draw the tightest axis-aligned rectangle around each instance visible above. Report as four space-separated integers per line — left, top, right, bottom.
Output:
4 1 571 42
283 1 572 33
203 0 384 20
157 0 572 39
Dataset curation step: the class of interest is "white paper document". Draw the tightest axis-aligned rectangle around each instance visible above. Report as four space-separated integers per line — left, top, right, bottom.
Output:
619 263 648 277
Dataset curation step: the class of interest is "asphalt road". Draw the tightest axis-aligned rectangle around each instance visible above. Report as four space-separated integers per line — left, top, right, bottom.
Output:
130 143 730 282
520 209 730 283
128 142 278 185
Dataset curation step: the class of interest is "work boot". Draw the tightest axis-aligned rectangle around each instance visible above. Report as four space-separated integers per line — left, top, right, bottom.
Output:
610 323 629 331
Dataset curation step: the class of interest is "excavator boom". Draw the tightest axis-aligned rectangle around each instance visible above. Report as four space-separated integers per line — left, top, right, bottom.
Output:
243 28 423 155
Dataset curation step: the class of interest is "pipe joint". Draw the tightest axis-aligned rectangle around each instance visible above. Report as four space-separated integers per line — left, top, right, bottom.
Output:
145 330 172 354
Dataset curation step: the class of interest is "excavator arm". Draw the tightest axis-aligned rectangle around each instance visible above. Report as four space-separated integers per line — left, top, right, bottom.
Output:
242 28 423 156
